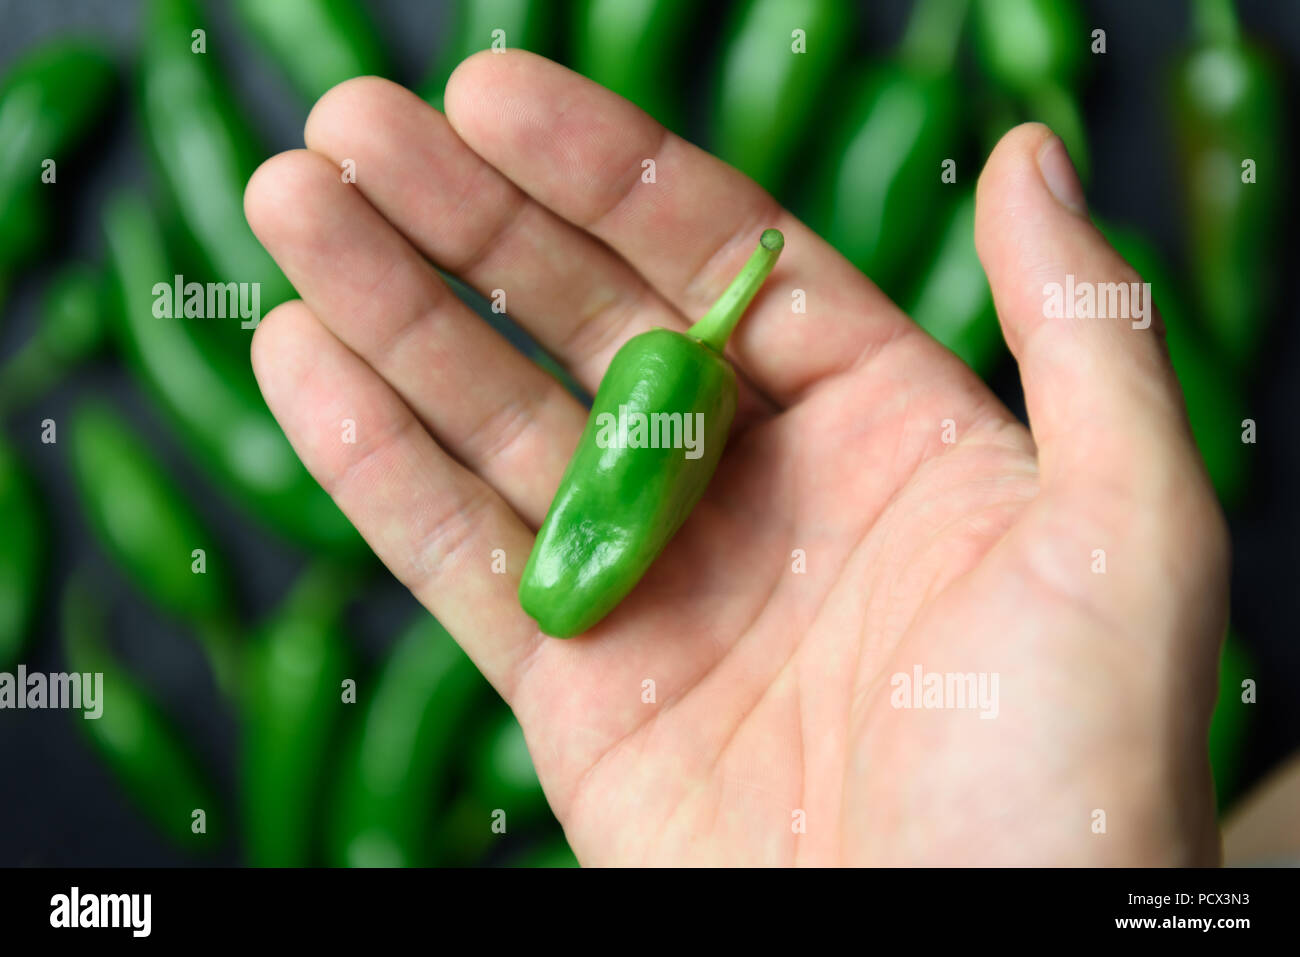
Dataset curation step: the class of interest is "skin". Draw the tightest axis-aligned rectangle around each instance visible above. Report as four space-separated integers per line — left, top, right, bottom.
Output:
244 51 1229 865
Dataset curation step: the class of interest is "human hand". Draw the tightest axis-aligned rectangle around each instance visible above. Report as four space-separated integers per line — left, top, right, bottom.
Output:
244 51 1228 865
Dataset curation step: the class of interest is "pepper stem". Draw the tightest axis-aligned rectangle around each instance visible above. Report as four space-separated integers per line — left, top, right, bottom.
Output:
688 228 784 352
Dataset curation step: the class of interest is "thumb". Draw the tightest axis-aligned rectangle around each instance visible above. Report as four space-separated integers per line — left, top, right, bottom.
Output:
974 123 1207 505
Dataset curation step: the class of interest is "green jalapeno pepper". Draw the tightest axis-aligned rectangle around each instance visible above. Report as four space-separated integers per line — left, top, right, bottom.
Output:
971 0 1083 92
520 229 782 638
817 0 965 295
0 39 116 305
0 178 47 310
102 191 362 552
68 401 240 693
468 705 548 825
0 438 41 670
433 790 496 865
575 0 695 133
711 0 852 194
243 562 353 866
1209 628 1254 814
904 190 1003 378
1100 222 1250 507
0 264 106 415
1170 0 1282 367
140 0 295 322
233 0 391 105
60 574 222 850
971 0 1089 180
510 837 579 868
420 0 552 109
430 690 556 867
329 613 489 868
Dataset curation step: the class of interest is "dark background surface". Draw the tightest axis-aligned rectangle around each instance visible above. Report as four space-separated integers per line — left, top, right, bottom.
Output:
0 0 1297 866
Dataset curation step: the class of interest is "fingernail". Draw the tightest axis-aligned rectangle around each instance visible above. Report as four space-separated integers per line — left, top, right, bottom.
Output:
1036 136 1087 215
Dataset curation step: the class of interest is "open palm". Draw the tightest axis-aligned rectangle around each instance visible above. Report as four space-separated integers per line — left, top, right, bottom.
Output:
245 52 1228 865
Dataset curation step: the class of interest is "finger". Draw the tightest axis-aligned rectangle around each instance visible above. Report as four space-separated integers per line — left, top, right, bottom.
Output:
974 123 1207 498
251 300 543 695
245 148 585 528
444 50 913 404
302 76 700 398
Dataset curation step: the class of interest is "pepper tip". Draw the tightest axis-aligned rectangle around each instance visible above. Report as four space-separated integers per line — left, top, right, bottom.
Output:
760 228 784 252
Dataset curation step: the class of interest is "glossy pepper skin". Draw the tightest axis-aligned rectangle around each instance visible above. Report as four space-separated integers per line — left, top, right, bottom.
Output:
818 0 965 295
233 0 391 104
420 0 551 108
1170 0 1282 368
0 40 115 299
243 563 352 866
60 576 222 850
575 0 695 133
905 190 1003 378
329 614 488 868
102 192 361 553
68 402 239 693
712 0 852 193
520 230 783 638
140 0 295 319
0 439 41 669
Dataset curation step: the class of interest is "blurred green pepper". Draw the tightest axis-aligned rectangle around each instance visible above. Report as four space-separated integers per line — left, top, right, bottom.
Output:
971 0 1089 180
469 706 548 825
1170 0 1282 367
140 0 295 321
818 0 965 294
0 438 41 669
712 0 852 194
68 401 239 693
510 836 579 868
102 191 362 553
434 789 497 865
329 614 488 867
421 0 552 108
1102 222 1250 507
0 40 115 305
60 574 222 850
436 702 555 865
0 264 106 415
972 0 1082 92
234 0 391 105
1209 628 1255 813
243 563 353 866
905 190 1003 377
575 0 695 132
0 186 47 307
